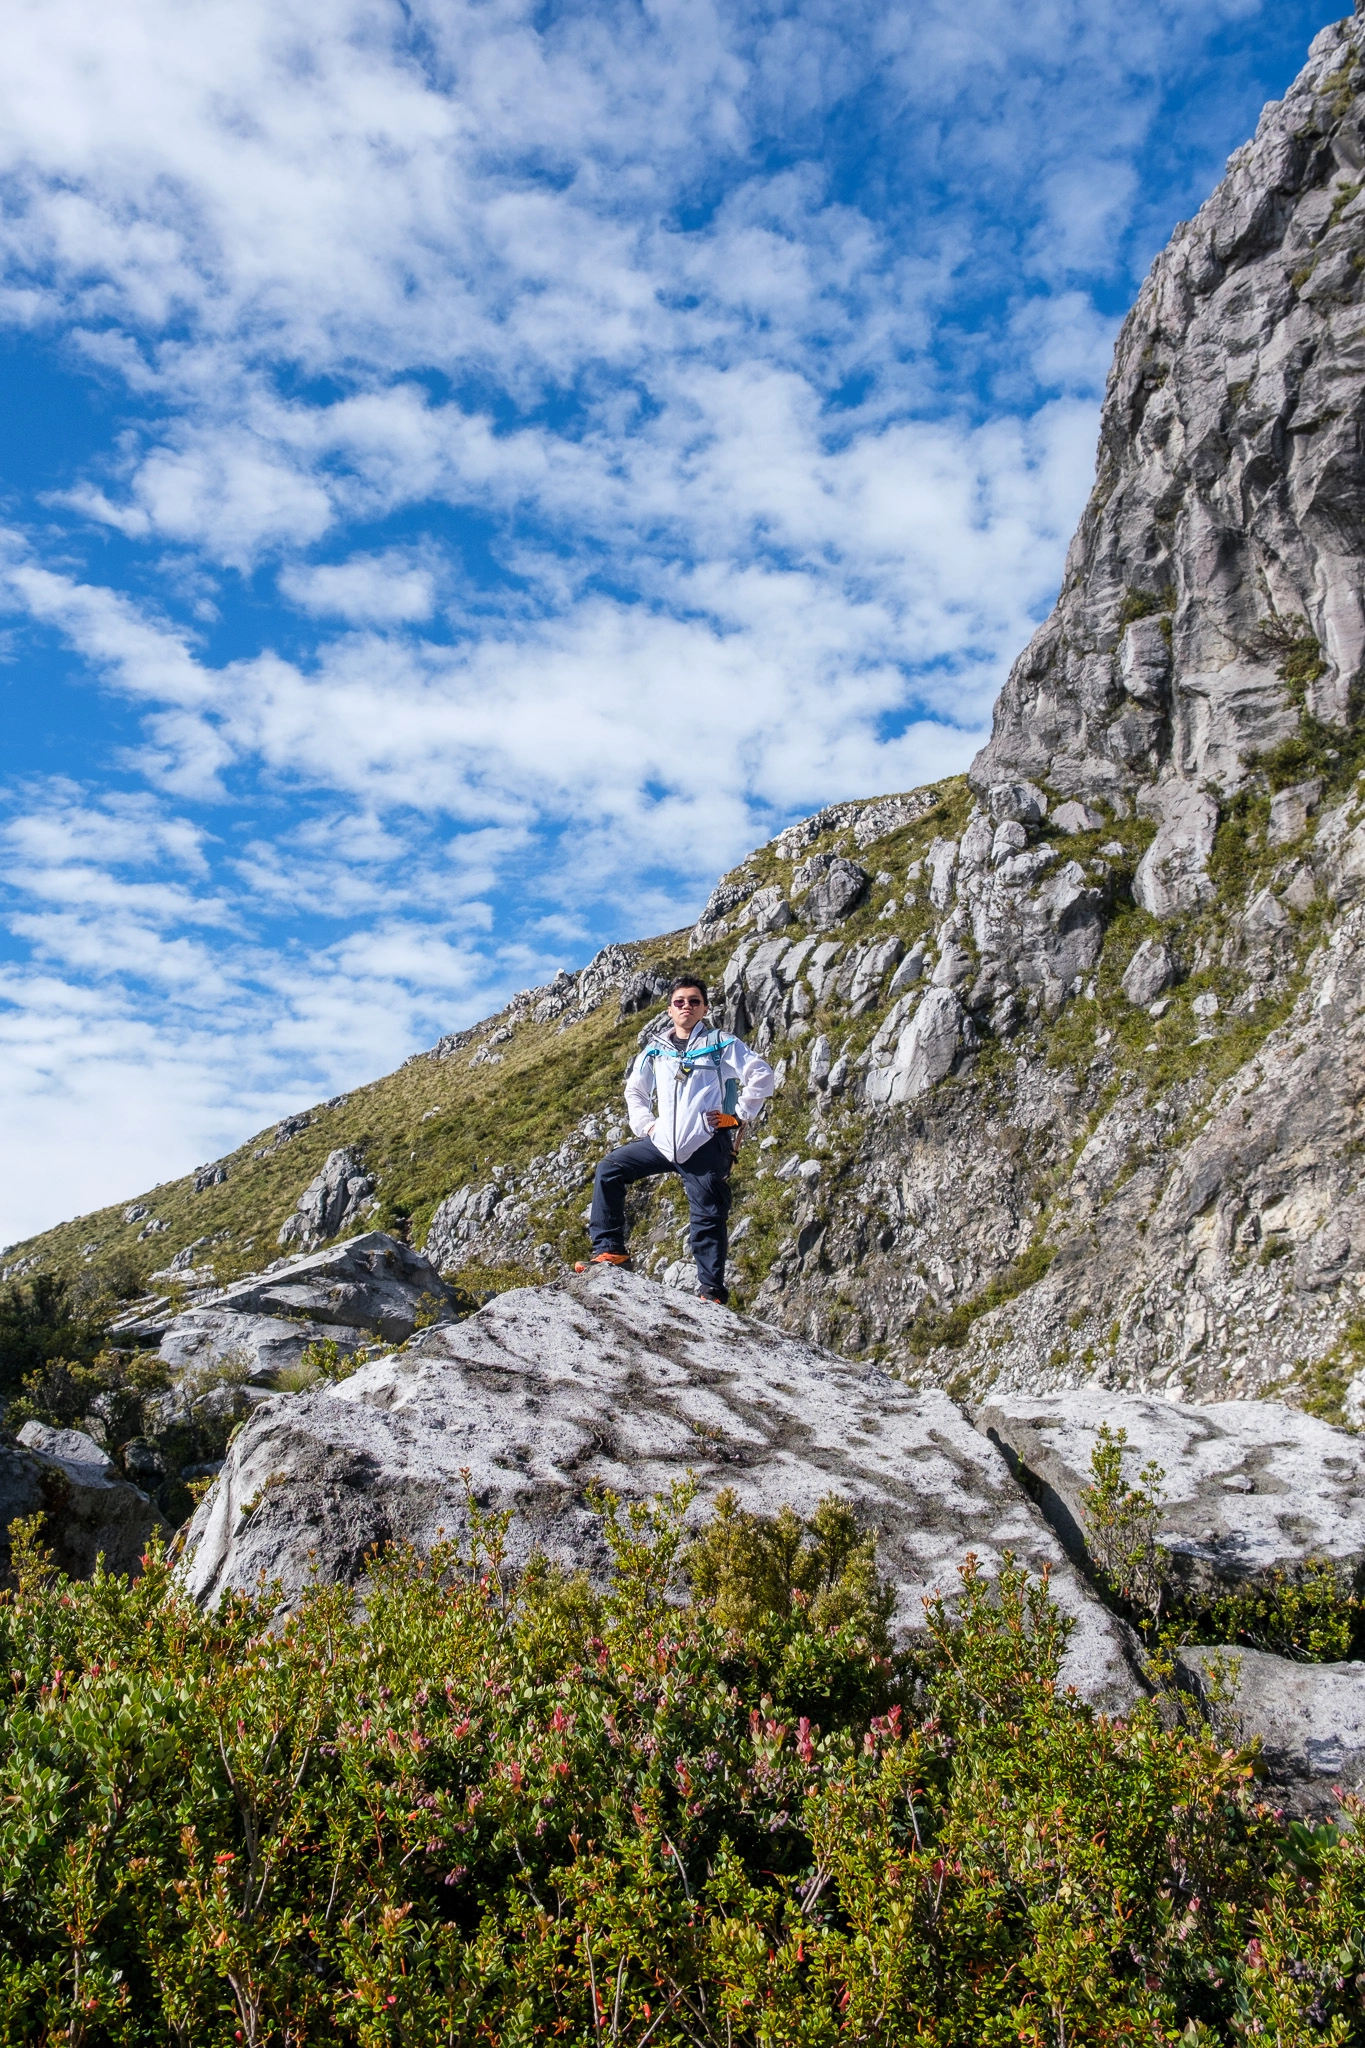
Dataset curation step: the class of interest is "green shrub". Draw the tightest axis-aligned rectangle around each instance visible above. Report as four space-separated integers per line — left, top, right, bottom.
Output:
6 1488 1365 2042
0 1274 123 1414
4 1347 169 1449
1259 613 1327 705
1079 1422 1168 1620
443 1261 547 1312
276 1337 367 1392
683 1487 895 1658
1117 585 1174 631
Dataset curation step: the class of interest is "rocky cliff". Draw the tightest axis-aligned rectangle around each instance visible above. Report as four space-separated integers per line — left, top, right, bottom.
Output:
6 8 1365 1431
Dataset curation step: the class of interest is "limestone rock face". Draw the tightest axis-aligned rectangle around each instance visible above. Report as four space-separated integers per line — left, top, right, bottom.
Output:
863 988 963 1106
1175 1646 1365 1816
972 12 1365 820
3 1423 169 1580
796 858 869 932
158 1307 363 1381
189 1232 454 1346
178 1269 1142 1711
277 1147 376 1248
1132 786 1219 920
976 1391 1365 1600
935 898 1365 1406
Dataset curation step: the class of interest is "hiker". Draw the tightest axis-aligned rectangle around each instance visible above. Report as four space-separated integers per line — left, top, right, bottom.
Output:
578 976 775 1303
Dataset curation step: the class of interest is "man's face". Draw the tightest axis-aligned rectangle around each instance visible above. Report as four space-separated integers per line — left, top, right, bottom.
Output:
668 988 707 1032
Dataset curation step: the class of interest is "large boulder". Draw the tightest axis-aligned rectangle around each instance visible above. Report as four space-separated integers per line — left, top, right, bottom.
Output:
179 1269 1142 1712
158 1308 372 1382
1175 1645 1365 1818
161 1233 456 1367
3 1424 169 1581
976 1390 1365 1601
796 858 869 931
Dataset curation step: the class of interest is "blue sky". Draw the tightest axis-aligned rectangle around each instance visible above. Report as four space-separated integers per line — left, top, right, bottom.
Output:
0 0 1338 1243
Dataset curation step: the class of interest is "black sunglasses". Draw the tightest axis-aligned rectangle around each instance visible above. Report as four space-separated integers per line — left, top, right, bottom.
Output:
670 995 705 1006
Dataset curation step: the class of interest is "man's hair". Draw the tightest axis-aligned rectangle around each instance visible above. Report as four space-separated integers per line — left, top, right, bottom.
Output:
669 975 708 1005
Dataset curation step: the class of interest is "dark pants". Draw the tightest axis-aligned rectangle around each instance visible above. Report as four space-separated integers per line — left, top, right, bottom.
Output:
589 1132 734 1300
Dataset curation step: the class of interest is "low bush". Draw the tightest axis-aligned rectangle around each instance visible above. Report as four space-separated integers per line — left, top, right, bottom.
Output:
3 1487 1365 2044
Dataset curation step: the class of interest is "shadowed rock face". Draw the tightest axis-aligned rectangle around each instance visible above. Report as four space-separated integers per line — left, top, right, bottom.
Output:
2 1424 169 1581
178 1267 1143 1713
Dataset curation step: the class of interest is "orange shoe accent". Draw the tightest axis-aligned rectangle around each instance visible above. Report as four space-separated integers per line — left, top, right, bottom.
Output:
574 1252 632 1272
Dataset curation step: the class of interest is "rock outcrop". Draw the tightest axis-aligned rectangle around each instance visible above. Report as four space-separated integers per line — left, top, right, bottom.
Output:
277 1147 375 1248
180 1267 1142 1712
1175 1646 1365 1818
10 21 1365 1838
176 1267 1365 1806
974 10 1365 816
153 1232 457 1381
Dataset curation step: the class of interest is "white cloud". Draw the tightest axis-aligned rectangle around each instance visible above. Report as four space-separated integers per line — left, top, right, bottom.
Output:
279 550 437 624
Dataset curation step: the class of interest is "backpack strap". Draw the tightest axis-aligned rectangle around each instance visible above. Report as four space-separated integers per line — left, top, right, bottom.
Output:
640 1034 737 1067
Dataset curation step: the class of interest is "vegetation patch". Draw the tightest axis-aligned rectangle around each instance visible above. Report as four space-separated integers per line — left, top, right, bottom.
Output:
6 1489 1365 2043
1296 1317 1365 1428
1116 584 1175 632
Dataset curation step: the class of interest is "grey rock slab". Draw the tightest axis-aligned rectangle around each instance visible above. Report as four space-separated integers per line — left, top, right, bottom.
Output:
5 1424 169 1581
178 1269 1141 1711
195 1231 455 1343
1133 785 1219 920
158 1307 371 1381
17 1421 118 1481
863 989 963 1107
1175 1645 1365 1816
1052 800 1105 835
977 1390 1365 1600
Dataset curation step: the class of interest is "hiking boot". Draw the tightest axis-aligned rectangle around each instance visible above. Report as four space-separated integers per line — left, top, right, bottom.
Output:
574 1251 633 1272
697 1290 728 1305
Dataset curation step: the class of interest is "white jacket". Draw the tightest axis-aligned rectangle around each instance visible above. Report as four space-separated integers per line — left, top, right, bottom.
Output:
625 1018 775 1164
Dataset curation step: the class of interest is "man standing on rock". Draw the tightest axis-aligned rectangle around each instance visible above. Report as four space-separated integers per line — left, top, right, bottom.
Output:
578 976 775 1304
